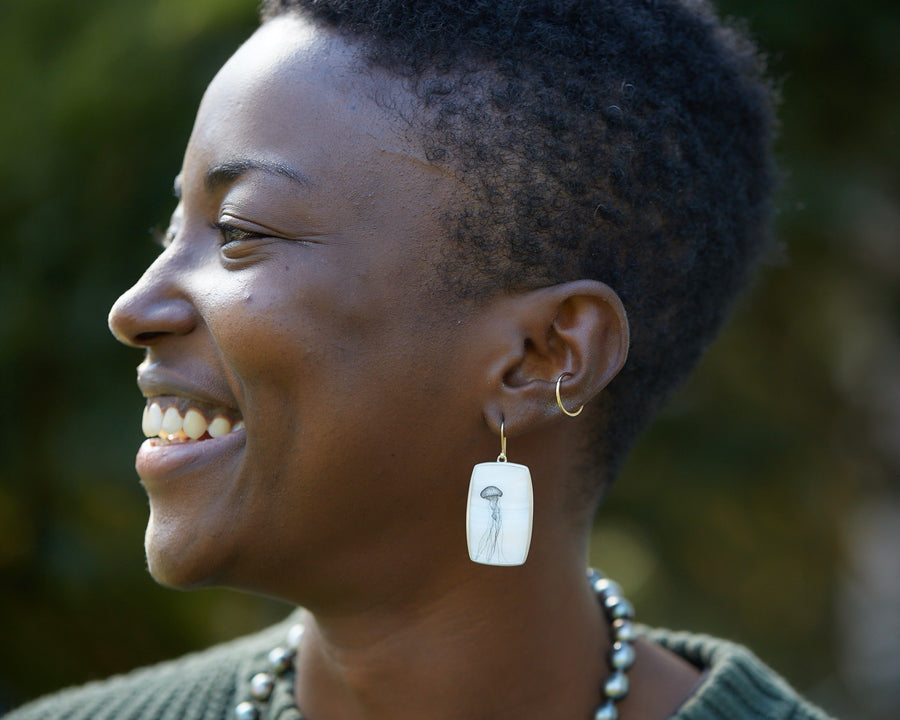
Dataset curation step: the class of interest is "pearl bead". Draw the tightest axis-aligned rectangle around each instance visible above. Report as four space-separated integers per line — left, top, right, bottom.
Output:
604 596 635 621
593 578 623 600
250 672 275 701
611 618 637 643
594 700 619 720
610 641 636 671
267 646 294 675
234 701 259 720
287 624 306 650
604 671 630 700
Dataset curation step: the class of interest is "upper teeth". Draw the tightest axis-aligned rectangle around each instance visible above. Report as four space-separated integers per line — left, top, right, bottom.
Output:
142 402 244 440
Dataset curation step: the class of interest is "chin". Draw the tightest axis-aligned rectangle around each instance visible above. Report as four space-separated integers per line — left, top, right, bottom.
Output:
143 511 231 590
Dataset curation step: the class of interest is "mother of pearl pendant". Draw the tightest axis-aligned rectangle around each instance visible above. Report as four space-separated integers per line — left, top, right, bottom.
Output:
466 461 533 566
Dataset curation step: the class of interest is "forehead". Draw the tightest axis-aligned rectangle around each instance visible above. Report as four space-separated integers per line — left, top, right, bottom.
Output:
185 14 454 206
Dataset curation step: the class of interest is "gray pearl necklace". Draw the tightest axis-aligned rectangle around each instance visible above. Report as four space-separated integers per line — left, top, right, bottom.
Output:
234 569 636 720
588 568 638 720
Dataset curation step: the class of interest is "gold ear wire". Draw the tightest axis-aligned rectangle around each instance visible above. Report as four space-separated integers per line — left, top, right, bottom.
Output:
498 420 507 462
555 372 584 417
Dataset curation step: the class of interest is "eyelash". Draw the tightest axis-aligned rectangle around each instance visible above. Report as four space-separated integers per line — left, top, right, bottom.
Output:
151 221 266 251
213 221 264 245
151 225 177 249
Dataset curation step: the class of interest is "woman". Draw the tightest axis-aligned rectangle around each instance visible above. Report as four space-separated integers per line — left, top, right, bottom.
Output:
8 1 838 719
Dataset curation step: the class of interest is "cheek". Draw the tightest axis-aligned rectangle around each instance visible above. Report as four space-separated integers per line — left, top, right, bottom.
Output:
204 264 373 397
200 250 451 422
223 292 319 388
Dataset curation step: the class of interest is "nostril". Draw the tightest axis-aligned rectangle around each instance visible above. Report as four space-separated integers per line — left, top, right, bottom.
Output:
134 331 169 345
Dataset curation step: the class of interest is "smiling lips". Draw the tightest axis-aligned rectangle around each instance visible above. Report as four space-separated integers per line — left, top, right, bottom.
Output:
142 397 244 443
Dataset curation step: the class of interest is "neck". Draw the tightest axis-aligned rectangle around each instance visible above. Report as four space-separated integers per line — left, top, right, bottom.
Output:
294 552 607 720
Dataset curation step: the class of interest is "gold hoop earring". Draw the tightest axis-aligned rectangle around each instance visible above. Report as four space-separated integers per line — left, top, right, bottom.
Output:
555 372 584 417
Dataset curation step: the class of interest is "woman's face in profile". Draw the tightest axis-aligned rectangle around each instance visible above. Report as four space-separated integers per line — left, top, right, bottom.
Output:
109 16 485 600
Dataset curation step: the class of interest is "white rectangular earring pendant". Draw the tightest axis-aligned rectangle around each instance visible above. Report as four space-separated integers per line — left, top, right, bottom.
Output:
466 461 533 566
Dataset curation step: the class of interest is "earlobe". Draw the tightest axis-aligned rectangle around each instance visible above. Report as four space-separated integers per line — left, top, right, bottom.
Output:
482 280 629 435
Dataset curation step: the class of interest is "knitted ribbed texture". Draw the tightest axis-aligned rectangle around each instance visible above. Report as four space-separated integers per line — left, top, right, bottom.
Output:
645 628 839 720
7 618 839 719
5 613 301 720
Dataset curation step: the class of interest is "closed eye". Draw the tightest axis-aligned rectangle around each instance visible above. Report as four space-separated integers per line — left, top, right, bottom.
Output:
213 221 266 246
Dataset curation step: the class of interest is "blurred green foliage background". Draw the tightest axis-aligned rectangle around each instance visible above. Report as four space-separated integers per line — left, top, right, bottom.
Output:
1 0 897 717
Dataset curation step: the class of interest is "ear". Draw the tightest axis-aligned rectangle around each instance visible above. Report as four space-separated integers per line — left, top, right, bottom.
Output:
482 280 629 435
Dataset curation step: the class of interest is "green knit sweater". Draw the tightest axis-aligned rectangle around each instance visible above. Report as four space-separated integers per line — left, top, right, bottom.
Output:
7 613 837 720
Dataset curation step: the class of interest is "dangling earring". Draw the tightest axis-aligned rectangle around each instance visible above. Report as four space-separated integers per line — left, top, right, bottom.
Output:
466 420 533 566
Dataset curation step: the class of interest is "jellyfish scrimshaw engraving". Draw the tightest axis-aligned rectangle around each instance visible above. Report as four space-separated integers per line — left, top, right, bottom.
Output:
466 461 532 565
475 485 504 563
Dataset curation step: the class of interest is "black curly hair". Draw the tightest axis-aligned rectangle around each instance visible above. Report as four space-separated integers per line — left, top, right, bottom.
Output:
260 0 778 499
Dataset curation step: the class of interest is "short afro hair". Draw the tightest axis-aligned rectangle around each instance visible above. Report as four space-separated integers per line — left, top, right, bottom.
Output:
261 0 778 493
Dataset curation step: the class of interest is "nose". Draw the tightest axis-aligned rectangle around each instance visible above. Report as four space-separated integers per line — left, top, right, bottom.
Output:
108 252 197 348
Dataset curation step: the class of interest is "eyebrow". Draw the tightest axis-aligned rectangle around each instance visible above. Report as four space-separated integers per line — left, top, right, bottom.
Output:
206 159 311 192
172 159 311 199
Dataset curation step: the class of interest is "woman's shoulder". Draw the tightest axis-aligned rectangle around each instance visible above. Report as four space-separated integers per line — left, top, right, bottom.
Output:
643 627 840 720
5 611 302 720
